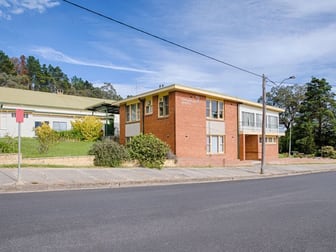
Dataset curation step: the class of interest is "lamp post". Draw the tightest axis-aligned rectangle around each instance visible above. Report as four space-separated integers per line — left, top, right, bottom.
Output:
260 75 296 174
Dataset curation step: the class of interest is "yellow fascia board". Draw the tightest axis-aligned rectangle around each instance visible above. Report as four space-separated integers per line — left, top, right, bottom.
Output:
113 84 284 113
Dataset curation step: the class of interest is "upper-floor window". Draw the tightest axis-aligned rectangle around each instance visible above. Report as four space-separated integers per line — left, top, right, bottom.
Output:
145 98 153 115
206 99 224 119
256 113 262 128
159 95 169 117
126 103 140 122
242 111 255 126
267 115 279 129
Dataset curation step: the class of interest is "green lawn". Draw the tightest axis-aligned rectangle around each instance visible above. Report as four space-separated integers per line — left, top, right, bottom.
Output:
3 138 95 158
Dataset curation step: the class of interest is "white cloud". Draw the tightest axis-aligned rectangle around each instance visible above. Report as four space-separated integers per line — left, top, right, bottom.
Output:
32 47 156 74
274 0 336 18
0 0 59 19
134 0 336 96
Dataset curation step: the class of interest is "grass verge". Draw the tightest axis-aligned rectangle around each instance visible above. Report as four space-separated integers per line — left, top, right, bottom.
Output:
20 138 94 158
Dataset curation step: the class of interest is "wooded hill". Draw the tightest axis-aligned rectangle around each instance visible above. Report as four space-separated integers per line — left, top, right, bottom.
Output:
0 50 122 100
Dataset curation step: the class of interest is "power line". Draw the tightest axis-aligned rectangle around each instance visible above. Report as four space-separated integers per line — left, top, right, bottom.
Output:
62 0 263 78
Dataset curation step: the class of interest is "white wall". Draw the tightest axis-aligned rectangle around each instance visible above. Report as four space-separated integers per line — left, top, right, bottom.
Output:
0 105 119 138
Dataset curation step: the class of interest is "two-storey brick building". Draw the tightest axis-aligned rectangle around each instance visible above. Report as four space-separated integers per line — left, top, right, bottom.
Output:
115 84 284 167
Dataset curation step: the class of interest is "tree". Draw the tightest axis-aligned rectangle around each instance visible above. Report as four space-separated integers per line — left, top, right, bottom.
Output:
19 55 28 75
11 55 28 75
294 77 336 153
26 56 42 90
259 83 306 153
1 50 123 99
48 65 70 93
263 84 306 130
100 82 122 100
0 51 16 75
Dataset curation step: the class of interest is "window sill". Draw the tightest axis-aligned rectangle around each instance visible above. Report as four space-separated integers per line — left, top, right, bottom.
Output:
206 117 224 121
158 115 169 119
126 120 140 124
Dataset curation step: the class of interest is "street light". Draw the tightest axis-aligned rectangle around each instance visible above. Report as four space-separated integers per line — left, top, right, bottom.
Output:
260 75 296 174
277 76 296 158
279 76 296 86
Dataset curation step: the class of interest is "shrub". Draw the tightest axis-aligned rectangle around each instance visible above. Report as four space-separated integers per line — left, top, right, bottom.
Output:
321 146 336 159
71 116 103 141
57 130 82 142
127 134 169 169
89 140 129 167
0 135 17 153
34 122 59 153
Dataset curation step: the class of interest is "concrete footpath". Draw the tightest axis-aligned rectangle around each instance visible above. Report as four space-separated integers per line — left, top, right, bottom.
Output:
1 163 336 193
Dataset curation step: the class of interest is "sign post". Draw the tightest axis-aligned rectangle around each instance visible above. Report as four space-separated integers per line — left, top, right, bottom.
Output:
16 109 24 182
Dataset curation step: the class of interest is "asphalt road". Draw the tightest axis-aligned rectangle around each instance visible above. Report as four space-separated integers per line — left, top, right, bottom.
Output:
1 172 336 252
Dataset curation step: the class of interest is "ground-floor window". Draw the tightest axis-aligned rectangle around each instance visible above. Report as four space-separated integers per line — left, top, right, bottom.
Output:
11 112 29 119
207 135 224 154
53 121 67 131
34 121 49 128
259 136 277 144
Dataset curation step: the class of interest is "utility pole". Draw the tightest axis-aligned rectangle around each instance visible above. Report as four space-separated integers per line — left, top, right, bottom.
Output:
261 74 266 174
288 122 292 157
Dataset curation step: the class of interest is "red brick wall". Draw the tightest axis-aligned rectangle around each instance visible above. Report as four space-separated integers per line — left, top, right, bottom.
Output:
239 134 279 161
143 94 175 152
175 92 206 158
224 101 239 161
265 137 279 161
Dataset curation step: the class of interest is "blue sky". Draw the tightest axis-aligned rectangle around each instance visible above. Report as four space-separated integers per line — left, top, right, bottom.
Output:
1 0 336 100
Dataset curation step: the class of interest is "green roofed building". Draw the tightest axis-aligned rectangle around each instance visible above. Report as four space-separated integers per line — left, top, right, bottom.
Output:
0 87 119 137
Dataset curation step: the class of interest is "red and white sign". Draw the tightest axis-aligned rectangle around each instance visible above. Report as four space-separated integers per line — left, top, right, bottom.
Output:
16 109 24 123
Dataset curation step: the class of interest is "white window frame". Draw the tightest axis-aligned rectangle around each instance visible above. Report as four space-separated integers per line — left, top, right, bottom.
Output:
145 98 153 115
256 113 262 128
206 135 224 154
159 95 169 117
267 115 279 129
52 121 67 131
242 112 255 127
259 136 277 144
126 103 140 122
206 99 224 120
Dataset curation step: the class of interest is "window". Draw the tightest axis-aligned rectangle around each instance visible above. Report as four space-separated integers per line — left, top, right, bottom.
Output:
34 121 49 128
159 95 169 117
242 112 255 127
11 112 29 118
256 113 262 128
267 115 279 129
259 136 277 144
206 99 224 119
145 98 153 114
53 121 67 131
126 103 140 122
206 135 224 154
